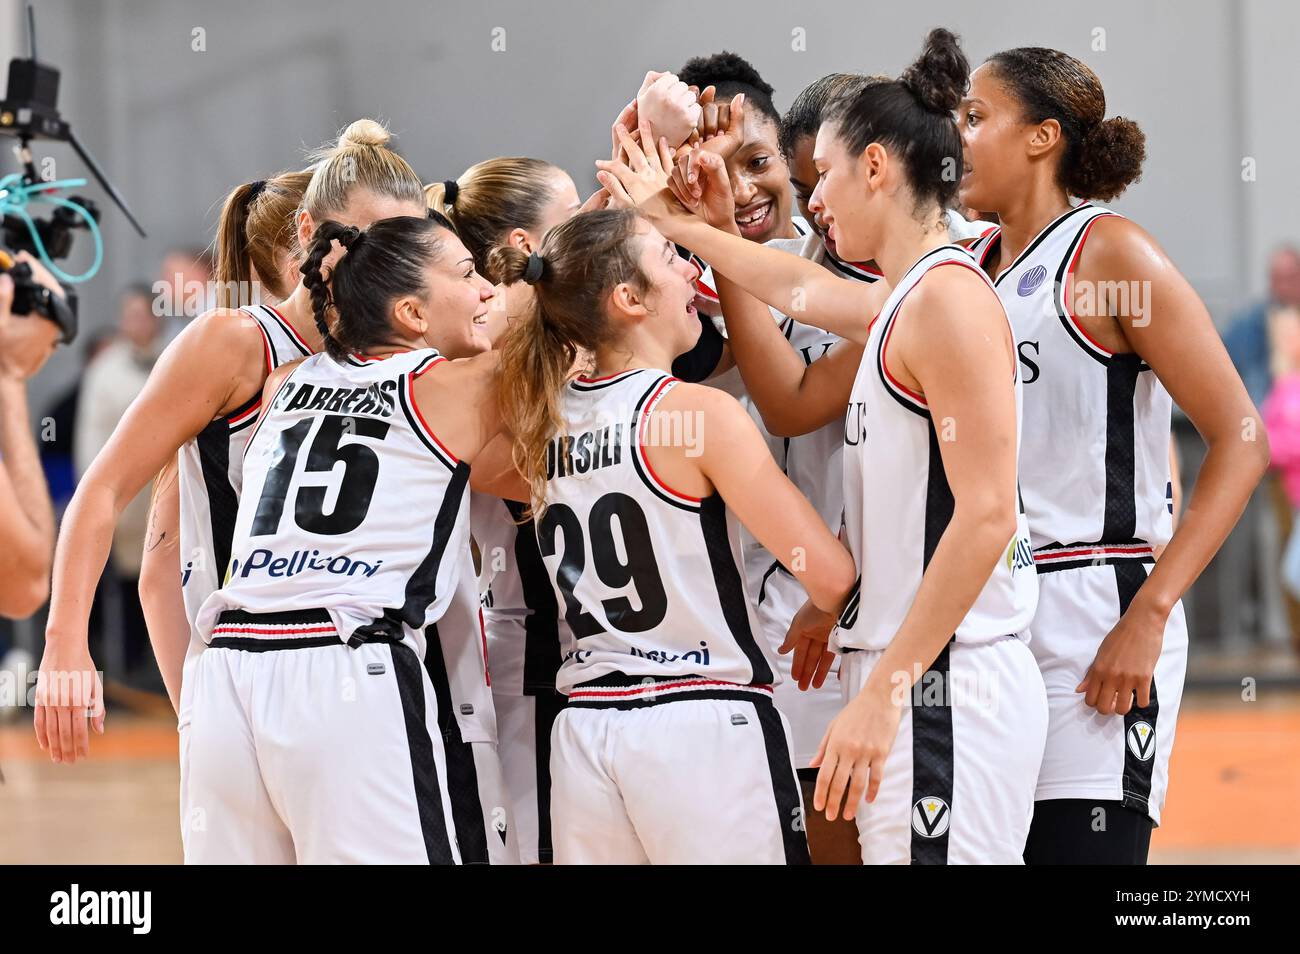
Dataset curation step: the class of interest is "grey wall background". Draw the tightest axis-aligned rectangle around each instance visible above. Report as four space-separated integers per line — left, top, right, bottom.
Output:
3 0 1299 409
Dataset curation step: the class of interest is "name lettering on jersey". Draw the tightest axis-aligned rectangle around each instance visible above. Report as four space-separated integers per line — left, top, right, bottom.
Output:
228 547 384 581
546 424 625 479
844 401 868 446
1017 340 1041 385
274 379 398 419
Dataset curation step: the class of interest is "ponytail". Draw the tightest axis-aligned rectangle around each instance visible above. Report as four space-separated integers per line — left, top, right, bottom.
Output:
212 168 312 306
489 208 647 518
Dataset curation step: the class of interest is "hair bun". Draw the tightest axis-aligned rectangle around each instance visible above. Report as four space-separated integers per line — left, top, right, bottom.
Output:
337 118 392 150
1070 116 1146 201
899 28 969 115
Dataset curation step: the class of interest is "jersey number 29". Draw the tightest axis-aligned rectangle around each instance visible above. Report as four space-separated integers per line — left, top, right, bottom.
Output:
537 492 668 637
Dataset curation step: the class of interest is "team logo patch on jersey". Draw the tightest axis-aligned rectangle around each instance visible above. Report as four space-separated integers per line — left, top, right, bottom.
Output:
1127 721 1156 761
1017 264 1048 297
911 796 951 838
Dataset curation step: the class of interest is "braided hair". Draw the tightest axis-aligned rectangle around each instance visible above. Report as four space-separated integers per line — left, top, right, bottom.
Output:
299 213 453 360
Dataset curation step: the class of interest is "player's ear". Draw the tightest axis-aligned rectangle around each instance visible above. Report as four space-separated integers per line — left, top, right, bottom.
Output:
607 280 647 322
393 294 427 337
862 142 887 193
1027 118 1061 159
506 227 533 254
296 209 315 254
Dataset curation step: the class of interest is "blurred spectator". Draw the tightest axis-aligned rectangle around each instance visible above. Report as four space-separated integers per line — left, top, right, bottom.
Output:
156 245 215 332
1224 245 1300 407
73 283 167 694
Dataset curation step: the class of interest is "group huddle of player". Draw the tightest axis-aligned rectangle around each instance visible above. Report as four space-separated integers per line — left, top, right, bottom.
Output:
33 28 1265 866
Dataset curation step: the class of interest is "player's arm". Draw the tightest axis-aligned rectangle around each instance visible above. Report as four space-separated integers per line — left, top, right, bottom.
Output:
713 266 868 436
138 464 189 714
1072 217 1268 714
36 310 265 763
654 383 856 614
598 120 885 343
814 271 1021 821
412 349 514 465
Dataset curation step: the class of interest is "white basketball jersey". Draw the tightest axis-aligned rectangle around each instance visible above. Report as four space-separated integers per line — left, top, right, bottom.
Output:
744 231 881 603
178 304 314 628
195 348 471 657
471 491 567 696
835 245 1038 652
538 368 777 693
967 204 1174 556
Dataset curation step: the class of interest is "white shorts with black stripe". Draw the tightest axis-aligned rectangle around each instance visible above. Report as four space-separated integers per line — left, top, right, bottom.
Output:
839 635 1047 864
181 611 460 864
1030 548 1188 824
494 690 567 864
550 676 809 864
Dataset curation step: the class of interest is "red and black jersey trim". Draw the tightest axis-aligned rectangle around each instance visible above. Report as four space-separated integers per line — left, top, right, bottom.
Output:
629 373 702 513
260 304 313 357
990 202 1095 287
210 608 340 648
566 671 775 708
825 252 884 284
398 354 459 473
242 305 279 373
569 367 648 392
1052 210 1129 367
1033 540 1155 573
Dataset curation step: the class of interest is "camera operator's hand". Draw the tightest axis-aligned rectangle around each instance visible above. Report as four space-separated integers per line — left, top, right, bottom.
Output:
0 253 63 380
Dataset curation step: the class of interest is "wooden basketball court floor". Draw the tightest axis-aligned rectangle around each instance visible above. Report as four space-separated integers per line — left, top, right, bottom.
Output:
1 691 1297 864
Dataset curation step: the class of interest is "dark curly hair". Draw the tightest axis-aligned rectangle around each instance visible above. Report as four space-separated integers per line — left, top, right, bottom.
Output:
678 50 780 126
985 47 1145 201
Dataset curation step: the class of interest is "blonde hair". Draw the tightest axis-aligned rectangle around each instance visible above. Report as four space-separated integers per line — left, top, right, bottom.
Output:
426 157 563 276
302 118 425 219
212 168 312 306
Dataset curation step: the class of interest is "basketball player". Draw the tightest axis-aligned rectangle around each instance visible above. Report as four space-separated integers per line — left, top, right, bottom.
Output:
429 158 583 864
139 167 313 713
493 207 857 864
187 212 507 863
600 28 1048 864
35 120 430 765
957 48 1267 863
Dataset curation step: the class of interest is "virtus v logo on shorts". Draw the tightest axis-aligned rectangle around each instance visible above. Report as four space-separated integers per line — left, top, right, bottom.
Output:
1127 721 1156 761
911 797 951 838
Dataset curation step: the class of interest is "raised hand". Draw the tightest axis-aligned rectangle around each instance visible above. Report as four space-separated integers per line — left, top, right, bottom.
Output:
637 72 702 150
668 146 738 234
698 91 747 162
595 124 676 212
